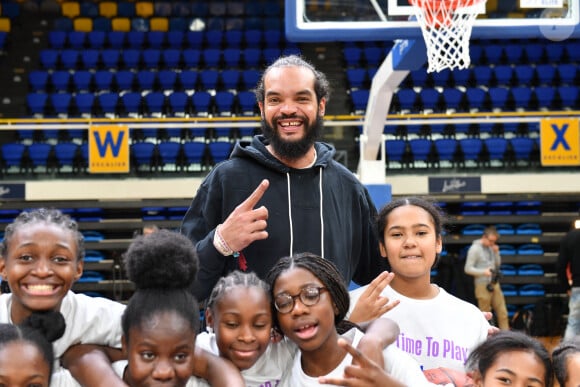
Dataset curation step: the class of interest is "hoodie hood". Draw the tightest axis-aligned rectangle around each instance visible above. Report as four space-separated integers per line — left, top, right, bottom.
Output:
230 135 336 173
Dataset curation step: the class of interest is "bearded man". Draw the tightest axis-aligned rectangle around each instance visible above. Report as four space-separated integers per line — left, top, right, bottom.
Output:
181 55 386 301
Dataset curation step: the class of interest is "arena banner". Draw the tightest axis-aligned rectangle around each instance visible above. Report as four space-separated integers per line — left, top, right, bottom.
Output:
428 176 481 193
0 183 25 199
540 118 580 166
88 125 130 173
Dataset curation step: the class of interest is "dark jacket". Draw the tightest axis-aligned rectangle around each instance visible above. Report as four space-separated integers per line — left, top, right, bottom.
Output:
557 229 580 291
181 135 386 300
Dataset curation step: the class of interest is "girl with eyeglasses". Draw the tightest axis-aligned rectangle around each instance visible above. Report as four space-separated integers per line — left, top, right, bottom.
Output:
266 252 437 386
198 269 402 386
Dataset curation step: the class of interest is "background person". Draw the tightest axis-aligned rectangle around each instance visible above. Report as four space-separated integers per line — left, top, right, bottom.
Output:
464 226 509 330
180 55 386 301
557 225 580 340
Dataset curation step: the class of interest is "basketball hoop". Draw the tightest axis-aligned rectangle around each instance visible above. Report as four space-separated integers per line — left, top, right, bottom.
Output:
408 0 487 72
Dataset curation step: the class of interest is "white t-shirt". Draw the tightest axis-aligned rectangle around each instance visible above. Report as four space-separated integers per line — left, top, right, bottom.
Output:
349 285 489 372
278 328 436 387
196 331 296 387
0 291 125 372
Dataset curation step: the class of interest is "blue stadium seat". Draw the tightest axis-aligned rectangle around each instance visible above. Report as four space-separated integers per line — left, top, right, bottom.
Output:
557 85 579 108
97 92 119 116
484 45 504 64
345 68 367 90
136 70 156 91
487 87 510 111
142 48 162 69
221 69 240 90
208 141 233 165
242 48 262 68
557 63 577 85
535 64 557 86
419 89 440 112
54 142 79 172
121 49 141 69
182 48 201 68
157 141 181 170
39 49 59 69
199 69 219 90
101 49 121 69
396 88 417 112
408 138 432 167
524 43 544 63
50 92 72 116
162 48 181 68
94 70 114 91
120 92 142 117
167 91 190 117
144 92 166 117
215 91 235 116
147 31 166 48
503 43 525 64
441 88 464 112
545 43 565 63
92 17 112 32
263 47 282 65
513 65 535 85
28 143 53 172
494 223 514 235
68 31 87 49
87 30 106 48
362 45 384 67
131 142 156 172
29 70 50 92
27 92 48 116
459 138 483 166
80 49 100 69
185 31 204 48
461 224 486 235
1 143 26 172
493 65 513 86
60 49 79 70
107 31 126 48
73 92 95 116
158 70 177 91
224 30 243 47
516 223 542 235
510 137 536 163
244 29 262 47
534 86 556 110
431 68 452 87
433 138 458 167
237 91 256 116
351 89 369 114
511 87 533 110
488 201 513 215
48 30 67 48
223 48 242 67
472 66 493 86
384 139 407 168
191 91 212 116
241 69 260 90
166 31 184 48
114 70 135 91
178 70 197 90
203 48 222 68
51 70 71 92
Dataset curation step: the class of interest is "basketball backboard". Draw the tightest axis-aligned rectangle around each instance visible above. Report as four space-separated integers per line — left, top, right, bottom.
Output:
287 0 580 41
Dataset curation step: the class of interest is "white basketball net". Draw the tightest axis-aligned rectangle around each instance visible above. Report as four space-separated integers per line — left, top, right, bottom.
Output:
409 0 485 72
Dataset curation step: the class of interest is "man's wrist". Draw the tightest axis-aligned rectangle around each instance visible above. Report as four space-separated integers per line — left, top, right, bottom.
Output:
213 224 234 256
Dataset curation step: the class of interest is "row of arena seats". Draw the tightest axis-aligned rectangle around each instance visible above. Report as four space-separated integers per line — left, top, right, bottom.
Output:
351 85 580 114
27 90 259 118
37 46 300 71
52 14 283 33
348 63 578 91
382 122 540 138
384 136 539 169
30 69 263 93
57 1 282 19
0 140 235 174
344 40 580 68
47 29 289 50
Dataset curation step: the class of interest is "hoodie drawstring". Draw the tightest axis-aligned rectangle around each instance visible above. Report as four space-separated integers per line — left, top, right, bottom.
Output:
286 169 324 258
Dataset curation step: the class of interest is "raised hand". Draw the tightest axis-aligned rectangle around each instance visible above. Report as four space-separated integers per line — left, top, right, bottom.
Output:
349 271 400 324
219 179 270 253
318 338 405 387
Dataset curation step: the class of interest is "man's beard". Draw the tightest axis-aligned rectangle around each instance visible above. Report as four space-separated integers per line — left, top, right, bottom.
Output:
261 114 324 161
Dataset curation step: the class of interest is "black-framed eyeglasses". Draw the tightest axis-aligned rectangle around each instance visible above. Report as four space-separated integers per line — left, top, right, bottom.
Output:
274 286 327 314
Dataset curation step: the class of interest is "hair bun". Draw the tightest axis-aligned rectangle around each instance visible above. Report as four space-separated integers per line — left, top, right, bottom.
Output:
21 311 66 342
124 229 199 290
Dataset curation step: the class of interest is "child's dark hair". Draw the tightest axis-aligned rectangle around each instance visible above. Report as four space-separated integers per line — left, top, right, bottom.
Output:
0 208 85 261
465 330 553 386
552 336 580 387
253 55 331 104
376 197 445 267
0 311 66 379
206 270 270 312
265 252 356 334
121 229 200 340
